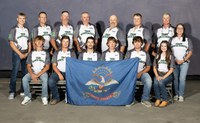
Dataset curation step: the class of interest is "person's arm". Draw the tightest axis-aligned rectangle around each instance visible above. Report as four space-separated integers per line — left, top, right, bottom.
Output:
52 63 64 80
27 64 38 83
74 37 82 52
50 38 58 51
162 68 174 79
143 43 150 52
117 28 126 53
143 28 152 52
137 66 150 79
120 46 125 53
50 28 59 51
74 25 82 52
10 41 26 59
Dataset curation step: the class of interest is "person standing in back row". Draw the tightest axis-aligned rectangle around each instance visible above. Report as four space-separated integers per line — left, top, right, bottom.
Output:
101 15 126 53
8 12 31 100
170 23 193 102
127 13 152 52
74 11 99 53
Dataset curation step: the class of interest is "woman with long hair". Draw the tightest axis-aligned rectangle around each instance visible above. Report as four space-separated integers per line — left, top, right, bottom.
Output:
153 41 175 107
170 23 193 102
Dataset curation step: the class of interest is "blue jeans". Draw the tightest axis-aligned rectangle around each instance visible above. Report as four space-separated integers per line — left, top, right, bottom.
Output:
22 73 48 98
9 52 27 93
173 62 189 97
154 74 173 101
48 72 66 100
138 73 152 101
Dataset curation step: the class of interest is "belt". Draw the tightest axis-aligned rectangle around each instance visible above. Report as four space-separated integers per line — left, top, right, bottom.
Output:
158 71 167 76
20 49 28 54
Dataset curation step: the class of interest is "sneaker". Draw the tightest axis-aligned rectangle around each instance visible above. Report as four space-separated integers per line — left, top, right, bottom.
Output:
42 97 48 105
178 96 184 102
141 100 152 107
21 96 31 105
8 93 15 100
125 102 135 107
20 92 25 97
173 95 179 101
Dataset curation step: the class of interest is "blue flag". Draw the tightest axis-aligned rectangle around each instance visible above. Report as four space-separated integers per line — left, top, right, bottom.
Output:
66 58 139 106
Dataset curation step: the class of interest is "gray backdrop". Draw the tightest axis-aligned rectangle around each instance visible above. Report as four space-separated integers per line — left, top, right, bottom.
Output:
0 0 200 75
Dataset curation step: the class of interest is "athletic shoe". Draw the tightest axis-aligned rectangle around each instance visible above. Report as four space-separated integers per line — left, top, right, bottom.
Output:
20 92 25 97
8 93 15 100
125 102 135 107
42 97 48 105
141 101 152 107
173 95 179 101
21 96 31 105
178 96 184 102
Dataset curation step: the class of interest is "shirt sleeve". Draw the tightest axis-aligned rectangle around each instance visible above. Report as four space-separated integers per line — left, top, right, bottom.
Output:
94 25 99 40
51 25 59 40
119 51 124 60
71 51 77 59
116 28 126 46
170 55 175 68
143 28 152 44
31 26 38 41
124 51 131 59
101 52 106 61
188 38 193 52
45 52 51 64
26 52 32 64
8 27 15 42
78 52 83 60
51 51 58 63
74 25 80 39
146 52 152 66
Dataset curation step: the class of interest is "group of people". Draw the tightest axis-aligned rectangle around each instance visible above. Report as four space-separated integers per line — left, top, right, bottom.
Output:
7 11 193 108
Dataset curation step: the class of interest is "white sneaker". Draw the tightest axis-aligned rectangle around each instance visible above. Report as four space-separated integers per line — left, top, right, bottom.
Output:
20 92 25 97
21 96 31 105
179 96 184 102
125 102 135 107
141 101 152 108
174 95 179 101
42 97 48 105
8 93 15 100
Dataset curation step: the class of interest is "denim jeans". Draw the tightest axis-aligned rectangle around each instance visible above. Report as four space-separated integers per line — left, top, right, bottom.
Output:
22 73 48 98
173 62 189 97
154 74 173 101
138 73 152 101
9 52 27 93
48 72 66 100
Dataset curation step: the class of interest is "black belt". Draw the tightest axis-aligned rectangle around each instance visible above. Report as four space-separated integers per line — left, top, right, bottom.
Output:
20 49 28 54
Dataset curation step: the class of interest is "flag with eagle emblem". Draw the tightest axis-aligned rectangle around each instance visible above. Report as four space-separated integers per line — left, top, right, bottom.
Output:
66 57 139 105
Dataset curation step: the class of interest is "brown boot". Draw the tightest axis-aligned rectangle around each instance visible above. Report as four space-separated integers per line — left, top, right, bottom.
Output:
154 100 161 107
159 101 168 108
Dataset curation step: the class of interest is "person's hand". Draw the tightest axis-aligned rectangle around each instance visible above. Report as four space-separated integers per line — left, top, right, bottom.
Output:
156 75 162 81
176 60 184 64
19 53 26 59
31 74 39 83
137 72 143 79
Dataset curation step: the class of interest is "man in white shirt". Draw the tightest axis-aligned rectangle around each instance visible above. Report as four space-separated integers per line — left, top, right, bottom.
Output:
127 13 152 52
51 11 74 51
101 15 126 53
74 11 99 52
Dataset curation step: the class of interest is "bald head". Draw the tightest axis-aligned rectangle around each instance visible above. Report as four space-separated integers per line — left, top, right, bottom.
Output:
109 15 118 28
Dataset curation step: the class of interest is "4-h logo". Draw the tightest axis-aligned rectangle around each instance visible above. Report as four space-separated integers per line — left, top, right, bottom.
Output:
83 66 121 100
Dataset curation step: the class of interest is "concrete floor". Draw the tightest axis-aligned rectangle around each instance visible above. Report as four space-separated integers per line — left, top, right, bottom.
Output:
0 78 199 123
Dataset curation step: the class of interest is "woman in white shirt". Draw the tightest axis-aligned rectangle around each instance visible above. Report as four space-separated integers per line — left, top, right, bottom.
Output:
153 41 175 107
170 23 193 102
